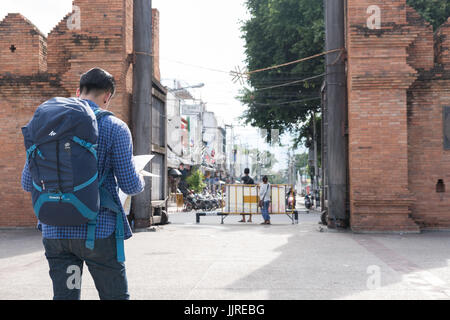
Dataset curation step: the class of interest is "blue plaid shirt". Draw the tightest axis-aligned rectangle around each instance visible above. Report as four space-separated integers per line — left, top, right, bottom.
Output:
21 99 145 240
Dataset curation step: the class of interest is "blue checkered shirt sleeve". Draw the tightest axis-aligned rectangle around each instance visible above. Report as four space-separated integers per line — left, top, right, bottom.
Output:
21 162 32 193
112 120 145 195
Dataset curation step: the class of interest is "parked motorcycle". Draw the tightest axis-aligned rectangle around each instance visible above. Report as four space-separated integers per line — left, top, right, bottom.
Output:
182 187 225 212
183 191 198 212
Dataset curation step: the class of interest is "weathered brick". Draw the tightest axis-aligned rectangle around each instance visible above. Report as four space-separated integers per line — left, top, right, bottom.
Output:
0 1 160 227
347 0 450 232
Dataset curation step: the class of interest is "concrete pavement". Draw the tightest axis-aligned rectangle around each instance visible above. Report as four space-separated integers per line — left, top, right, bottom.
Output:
1 211 450 300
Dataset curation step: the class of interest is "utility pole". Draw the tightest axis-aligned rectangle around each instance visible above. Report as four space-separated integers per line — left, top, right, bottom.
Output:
230 125 235 182
324 0 348 228
321 83 327 214
313 111 319 208
132 0 153 229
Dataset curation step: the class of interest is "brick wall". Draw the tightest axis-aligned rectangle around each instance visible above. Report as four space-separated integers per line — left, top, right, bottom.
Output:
0 0 160 227
407 18 450 230
347 0 450 232
47 0 134 124
0 14 47 75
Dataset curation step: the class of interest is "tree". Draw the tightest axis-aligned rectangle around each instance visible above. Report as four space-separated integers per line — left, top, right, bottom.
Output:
294 153 309 175
407 0 450 30
269 170 288 184
239 0 450 148
239 0 325 147
186 169 206 193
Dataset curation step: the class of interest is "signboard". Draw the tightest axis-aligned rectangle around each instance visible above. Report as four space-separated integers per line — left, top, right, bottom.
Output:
182 104 202 115
444 107 450 150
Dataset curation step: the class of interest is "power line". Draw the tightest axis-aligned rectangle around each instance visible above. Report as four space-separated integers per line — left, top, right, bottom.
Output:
253 96 321 107
242 48 343 76
160 57 230 74
253 73 326 92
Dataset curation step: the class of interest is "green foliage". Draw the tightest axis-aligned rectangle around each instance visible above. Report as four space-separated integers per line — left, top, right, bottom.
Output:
239 0 450 149
407 0 450 30
269 170 288 184
239 148 278 176
239 0 324 147
186 169 206 193
294 153 308 174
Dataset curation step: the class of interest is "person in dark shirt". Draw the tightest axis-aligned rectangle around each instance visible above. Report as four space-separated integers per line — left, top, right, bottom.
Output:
239 168 255 223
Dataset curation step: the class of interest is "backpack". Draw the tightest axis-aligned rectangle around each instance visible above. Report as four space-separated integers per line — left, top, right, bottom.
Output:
22 97 125 262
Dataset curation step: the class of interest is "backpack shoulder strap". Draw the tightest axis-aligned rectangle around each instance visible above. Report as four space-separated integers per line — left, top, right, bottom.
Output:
94 108 114 121
87 108 125 262
263 183 270 200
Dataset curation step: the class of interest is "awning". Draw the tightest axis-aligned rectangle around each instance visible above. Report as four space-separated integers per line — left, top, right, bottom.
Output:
200 165 216 173
167 148 195 168
169 168 183 177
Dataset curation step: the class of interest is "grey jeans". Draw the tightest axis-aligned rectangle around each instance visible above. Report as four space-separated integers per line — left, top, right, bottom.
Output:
42 234 129 300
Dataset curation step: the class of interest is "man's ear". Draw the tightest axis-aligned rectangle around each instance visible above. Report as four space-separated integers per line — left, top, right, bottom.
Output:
76 88 81 97
104 92 112 104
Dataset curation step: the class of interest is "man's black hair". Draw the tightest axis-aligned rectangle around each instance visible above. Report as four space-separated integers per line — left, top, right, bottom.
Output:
79 67 116 96
262 175 268 182
244 168 250 175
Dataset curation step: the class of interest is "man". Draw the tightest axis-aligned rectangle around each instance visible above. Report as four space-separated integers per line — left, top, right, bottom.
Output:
21 67 145 300
239 168 255 223
259 176 271 225
179 163 188 180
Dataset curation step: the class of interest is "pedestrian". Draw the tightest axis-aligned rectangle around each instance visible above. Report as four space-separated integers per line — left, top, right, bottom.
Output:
239 168 255 223
21 67 145 300
259 176 271 225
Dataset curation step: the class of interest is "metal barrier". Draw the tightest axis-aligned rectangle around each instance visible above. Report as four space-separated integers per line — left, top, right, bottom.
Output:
196 184 299 224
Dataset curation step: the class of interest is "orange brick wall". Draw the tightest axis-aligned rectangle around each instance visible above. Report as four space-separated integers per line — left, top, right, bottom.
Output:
0 77 66 226
435 19 450 69
0 1 160 227
407 18 450 230
47 0 134 124
347 0 450 232
0 14 47 75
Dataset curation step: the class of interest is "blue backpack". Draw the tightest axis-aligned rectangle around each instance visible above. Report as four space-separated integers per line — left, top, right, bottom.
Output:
22 97 125 262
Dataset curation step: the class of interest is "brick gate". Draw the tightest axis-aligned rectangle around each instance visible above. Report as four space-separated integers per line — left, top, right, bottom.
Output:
346 0 450 232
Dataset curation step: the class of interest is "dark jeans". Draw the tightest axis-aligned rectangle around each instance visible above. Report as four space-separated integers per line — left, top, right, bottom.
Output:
42 234 129 300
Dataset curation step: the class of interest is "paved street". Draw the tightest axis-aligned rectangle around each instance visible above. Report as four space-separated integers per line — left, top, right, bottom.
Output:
1 210 450 300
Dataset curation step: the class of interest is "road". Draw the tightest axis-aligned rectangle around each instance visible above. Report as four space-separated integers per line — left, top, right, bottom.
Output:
1 209 450 300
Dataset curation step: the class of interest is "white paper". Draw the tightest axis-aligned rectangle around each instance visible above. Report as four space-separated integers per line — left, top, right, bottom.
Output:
118 154 155 215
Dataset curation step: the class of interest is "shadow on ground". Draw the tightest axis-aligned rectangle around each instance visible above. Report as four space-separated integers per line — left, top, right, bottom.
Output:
169 212 450 299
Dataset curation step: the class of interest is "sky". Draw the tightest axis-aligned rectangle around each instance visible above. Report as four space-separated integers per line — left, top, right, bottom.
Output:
0 0 302 172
